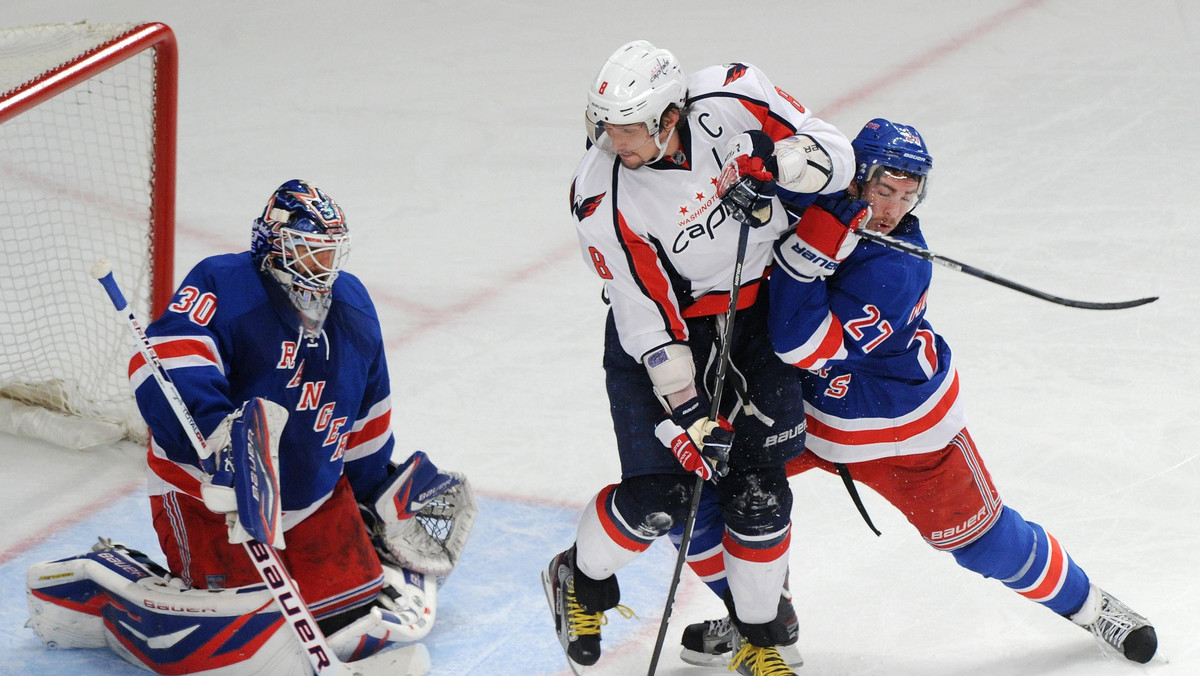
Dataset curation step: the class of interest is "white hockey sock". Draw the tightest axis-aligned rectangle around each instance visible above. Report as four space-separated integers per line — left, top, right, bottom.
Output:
724 524 791 625
575 488 646 580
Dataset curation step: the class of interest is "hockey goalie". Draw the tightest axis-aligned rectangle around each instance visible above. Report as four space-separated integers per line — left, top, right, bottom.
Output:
25 180 478 675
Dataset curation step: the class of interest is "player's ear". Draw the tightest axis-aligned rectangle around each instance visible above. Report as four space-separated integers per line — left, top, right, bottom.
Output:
660 106 681 134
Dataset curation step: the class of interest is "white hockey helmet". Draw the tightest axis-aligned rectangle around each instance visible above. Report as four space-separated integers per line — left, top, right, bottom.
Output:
586 40 687 145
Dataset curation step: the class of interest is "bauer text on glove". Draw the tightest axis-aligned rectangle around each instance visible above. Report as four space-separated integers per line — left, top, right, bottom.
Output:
774 192 870 281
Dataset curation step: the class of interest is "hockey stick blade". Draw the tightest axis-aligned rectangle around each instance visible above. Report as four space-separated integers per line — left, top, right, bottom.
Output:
95 261 431 676
855 229 1158 310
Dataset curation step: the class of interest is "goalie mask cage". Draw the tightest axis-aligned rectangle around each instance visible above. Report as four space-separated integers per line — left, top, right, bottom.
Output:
0 22 176 447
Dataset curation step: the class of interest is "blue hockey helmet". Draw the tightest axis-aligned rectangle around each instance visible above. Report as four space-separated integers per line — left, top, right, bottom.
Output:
251 179 350 335
851 118 933 203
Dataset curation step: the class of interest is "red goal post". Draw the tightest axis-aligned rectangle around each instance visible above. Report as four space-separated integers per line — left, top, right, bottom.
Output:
0 22 177 448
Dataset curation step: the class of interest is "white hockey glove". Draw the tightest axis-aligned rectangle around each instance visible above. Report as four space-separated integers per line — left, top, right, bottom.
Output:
200 398 288 549
774 192 870 281
360 451 478 579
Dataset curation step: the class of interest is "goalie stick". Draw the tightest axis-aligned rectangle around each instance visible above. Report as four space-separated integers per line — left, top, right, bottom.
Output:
855 228 1158 310
92 260 428 676
647 219 752 676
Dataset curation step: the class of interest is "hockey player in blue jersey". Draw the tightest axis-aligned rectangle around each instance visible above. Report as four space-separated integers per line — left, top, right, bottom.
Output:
675 119 1157 670
543 40 855 676
26 180 476 675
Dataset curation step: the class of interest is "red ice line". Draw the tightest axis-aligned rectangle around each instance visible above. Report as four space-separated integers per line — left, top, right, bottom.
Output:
0 476 145 566
0 0 1046 578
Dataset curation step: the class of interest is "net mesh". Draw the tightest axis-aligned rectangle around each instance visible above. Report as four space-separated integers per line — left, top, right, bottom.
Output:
0 22 162 443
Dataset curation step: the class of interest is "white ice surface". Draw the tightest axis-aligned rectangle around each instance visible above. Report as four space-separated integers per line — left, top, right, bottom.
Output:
2 1 1197 674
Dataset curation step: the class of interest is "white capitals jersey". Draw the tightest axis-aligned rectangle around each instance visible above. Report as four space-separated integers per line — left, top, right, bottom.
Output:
570 62 854 362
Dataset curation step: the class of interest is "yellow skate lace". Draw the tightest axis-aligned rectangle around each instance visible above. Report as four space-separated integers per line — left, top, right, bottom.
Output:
728 641 794 676
566 580 636 639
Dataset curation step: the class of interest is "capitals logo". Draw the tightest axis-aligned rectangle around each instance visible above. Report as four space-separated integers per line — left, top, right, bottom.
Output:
723 62 749 85
571 181 606 222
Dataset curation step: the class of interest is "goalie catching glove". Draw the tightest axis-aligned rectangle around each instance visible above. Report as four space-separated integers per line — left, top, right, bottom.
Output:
716 130 778 228
360 450 478 579
655 394 733 480
200 397 288 549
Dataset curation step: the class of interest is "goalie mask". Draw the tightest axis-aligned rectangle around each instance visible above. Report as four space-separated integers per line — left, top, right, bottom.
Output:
251 179 350 337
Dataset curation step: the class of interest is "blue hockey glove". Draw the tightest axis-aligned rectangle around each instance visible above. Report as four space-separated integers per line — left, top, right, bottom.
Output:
716 130 777 228
654 395 733 479
774 192 870 281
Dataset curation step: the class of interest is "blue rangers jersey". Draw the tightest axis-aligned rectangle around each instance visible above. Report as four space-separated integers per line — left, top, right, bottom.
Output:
768 213 967 463
130 253 395 528
570 62 853 362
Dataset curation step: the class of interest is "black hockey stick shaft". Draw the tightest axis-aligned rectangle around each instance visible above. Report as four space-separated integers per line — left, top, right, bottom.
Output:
647 220 752 675
855 228 1157 310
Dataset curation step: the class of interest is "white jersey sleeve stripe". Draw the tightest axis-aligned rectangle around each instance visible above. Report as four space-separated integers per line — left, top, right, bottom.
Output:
804 366 967 461
775 311 846 370
342 397 392 463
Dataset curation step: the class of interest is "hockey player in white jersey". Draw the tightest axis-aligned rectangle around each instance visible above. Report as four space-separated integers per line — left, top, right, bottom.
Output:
25 180 478 675
675 119 1158 669
543 40 854 676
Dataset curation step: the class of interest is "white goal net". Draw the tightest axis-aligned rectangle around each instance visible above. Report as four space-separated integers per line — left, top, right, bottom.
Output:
0 22 177 448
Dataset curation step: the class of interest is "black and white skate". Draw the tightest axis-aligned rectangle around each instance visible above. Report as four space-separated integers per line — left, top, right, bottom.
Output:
679 593 802 668
1071 583 1157 664
541 547 601 674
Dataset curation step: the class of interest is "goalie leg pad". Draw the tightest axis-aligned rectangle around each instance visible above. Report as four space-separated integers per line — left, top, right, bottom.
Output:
364 451 478 578
27 540 311 675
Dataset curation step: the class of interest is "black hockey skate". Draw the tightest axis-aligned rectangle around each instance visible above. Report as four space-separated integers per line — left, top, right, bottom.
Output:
541 545 631 674
679 592 801 668
1070 584 1157 664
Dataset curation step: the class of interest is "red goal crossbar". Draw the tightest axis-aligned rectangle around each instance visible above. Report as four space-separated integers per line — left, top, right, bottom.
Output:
0 22 177 318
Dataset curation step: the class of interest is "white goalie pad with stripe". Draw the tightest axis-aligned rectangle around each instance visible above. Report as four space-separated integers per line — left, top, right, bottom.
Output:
26 539 431 675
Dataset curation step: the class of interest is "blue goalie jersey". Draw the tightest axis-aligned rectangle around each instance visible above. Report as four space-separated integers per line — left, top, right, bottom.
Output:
768 213 967 463
129 252 394 526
